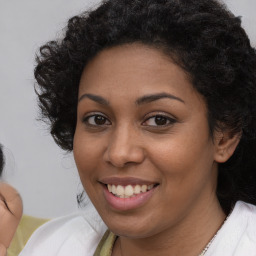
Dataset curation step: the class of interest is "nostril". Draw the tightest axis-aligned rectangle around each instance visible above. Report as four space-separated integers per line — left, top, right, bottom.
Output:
104 145 145 168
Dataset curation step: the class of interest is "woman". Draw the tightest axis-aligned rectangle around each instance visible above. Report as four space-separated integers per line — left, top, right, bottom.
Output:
0 145 23 256
20 0 256 255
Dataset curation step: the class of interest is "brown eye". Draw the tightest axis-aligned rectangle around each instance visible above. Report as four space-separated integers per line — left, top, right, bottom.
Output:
155 116 168 125
144 115 176 126
94 115 107 125
84 114 111 126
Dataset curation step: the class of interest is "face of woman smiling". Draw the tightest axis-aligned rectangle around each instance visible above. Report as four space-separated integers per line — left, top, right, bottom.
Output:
73 43 224 239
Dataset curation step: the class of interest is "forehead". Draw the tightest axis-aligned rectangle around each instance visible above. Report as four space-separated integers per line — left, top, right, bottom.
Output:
79 43 204 107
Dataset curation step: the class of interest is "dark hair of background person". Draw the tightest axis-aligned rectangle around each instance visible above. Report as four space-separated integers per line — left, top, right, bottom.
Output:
34 0 256 214
0 145 4 176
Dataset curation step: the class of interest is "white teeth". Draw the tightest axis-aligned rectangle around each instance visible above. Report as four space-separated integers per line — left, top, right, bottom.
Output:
116 185 124 196
134 185 141 194
141 185 147 193
148 184 154 190
112 185 116 194
124 185 134 197
107 184 155 198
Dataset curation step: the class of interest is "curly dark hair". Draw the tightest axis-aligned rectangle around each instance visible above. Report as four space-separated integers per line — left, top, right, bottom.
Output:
0 145 4 176
35 0 256 213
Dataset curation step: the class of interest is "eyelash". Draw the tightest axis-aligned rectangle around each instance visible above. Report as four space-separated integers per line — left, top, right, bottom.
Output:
82 112 177 128
142 114 176 127
82 113 111 127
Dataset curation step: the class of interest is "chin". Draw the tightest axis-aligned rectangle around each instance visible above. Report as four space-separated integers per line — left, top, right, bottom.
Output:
103 216 159 239
111 228 153 239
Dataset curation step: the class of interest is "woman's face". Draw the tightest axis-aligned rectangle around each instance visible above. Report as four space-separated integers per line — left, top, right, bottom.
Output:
74 43 220 238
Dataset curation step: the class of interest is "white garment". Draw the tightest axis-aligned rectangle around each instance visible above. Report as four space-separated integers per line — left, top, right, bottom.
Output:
19 201 256 256
19 205 107 256
206 201 256 256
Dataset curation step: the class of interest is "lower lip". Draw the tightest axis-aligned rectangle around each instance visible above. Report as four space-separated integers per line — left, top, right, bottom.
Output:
102 185 157 211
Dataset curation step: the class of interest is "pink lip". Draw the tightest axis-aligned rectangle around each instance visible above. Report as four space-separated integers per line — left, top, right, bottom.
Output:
102 184 157 211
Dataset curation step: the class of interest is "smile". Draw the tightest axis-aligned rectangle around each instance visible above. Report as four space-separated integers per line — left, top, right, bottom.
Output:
107 184 155 198
101 179 159 211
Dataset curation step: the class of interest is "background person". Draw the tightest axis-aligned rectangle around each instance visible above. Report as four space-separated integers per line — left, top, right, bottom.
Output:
0 145 23 256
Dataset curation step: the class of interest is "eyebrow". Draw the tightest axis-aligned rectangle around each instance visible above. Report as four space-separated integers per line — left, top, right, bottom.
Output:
78 92 184 105
136 92 185 105
78 93 109 105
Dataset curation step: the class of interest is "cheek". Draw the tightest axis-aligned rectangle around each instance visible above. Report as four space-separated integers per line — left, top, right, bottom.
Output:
145 136 216 221
147 124 215 186
73 131 101 183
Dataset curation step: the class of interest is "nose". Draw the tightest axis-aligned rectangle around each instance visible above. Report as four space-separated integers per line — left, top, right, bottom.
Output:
103 125 145 168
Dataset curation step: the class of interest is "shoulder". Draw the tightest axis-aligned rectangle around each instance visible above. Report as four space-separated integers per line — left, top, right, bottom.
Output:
207 201 256 256
228 201 256 242
19 207 107 256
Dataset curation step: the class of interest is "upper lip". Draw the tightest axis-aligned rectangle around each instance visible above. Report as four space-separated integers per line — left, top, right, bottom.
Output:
99 176 159 186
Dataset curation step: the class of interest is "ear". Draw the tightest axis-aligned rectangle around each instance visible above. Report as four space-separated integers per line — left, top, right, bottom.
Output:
214 130 241 163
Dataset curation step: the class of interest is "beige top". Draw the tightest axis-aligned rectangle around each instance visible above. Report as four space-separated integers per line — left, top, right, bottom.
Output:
8 215 49 256
93 230 117 256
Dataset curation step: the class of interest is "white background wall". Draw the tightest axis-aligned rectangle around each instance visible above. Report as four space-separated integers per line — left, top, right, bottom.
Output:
0 0 255 218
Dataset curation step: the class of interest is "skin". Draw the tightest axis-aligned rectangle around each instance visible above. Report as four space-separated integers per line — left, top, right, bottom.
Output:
73 43 239 256
0 182 23 256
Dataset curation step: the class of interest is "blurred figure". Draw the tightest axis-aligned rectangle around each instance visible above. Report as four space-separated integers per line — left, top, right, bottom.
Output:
0 146 23 256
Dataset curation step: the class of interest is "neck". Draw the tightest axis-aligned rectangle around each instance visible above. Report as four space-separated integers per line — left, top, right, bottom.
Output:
113 197 226 256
